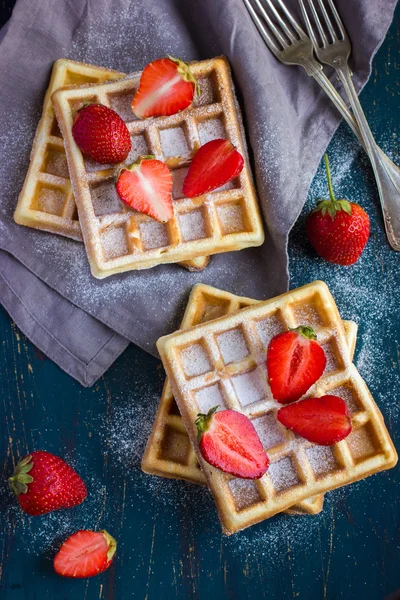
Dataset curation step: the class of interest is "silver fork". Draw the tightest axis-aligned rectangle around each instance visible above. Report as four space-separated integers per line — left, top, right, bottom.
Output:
299 0 400 251
244 0 400 251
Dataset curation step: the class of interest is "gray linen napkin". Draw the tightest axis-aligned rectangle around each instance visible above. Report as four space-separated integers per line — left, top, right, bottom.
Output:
0 0 397 387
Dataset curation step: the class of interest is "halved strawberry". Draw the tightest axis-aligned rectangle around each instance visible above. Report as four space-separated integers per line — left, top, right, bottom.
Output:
195 407 269 479
183 139 244 198
54 530 117 578
277 395 352 445
72 104 131 164
116 156 173 222
132 56 198 118
267 326 326 404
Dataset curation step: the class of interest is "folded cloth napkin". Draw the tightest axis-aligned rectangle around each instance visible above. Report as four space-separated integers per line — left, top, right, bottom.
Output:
0 0 397 386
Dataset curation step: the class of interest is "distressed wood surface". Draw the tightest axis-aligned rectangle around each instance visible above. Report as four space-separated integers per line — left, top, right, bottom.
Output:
1 2 400 599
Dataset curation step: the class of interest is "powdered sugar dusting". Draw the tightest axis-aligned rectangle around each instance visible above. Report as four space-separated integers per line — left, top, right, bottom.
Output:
195 383 226 413
269 457 299 491
180 343 211 377
45 149 69 178
216 202 245 235
35 186 66 216
251 412 285 449
160 126 189 157
139 220 169 250
346 427 375 461
254 314 285 347
110 92 138 123
228 479 262 510
126 134 149 164
198 117 226 144
306 445 338 476
178 209 207 241
217 327 249 364
231 368 268 406
101 226 129 259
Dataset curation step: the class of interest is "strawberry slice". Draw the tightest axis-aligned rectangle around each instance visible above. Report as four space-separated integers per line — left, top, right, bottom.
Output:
267 326 326 404
116 156 173 222
277 395 352 446
195 407 269 479
54 530 117 578
132 56 198 118
183 139 244 198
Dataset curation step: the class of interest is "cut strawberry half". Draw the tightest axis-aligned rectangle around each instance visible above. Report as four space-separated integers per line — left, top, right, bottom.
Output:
116 156 173 222
277 395 352 446
183 139 244 198
195 407 269 479
54 530 117 578
267 326 327 404
132 56 198 118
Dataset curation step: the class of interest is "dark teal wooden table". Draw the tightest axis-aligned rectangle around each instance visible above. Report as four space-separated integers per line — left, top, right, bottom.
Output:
1 3 400 599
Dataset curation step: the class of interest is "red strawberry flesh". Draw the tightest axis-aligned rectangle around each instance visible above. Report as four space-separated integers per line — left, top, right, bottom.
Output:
8 451 87 516
267 326 327 404
132 56 197 118
277 395 352 446
306 155 370 265
183 138 244 198
196 408 269 479
307 201 370 265
72 103 131 165
116 156 173 222
54 530 117 578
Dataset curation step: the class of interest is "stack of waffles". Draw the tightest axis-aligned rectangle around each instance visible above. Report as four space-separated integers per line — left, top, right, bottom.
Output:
142 281 397 534
14 57 264 278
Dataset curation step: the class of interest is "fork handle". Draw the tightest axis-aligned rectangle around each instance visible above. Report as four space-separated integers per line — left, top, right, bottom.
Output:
335 65 400 251
301 59 363 143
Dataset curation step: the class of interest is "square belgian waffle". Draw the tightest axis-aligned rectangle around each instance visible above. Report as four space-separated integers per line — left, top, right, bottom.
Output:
52 57 264 278
157 281 397 534
14 59 208 272
142 283 358 516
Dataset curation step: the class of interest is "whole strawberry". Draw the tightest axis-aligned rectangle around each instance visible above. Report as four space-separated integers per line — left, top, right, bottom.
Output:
72 103 131 164
8 451 87 516
306 154 370 265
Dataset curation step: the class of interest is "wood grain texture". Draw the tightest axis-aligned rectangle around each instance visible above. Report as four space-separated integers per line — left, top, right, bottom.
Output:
1 2 400 599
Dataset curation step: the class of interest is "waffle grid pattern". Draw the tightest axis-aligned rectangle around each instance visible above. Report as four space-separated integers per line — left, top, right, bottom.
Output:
157 282 397 534
142 284 358 516
14 59 208 271
52 57 264 277
14 59 122 240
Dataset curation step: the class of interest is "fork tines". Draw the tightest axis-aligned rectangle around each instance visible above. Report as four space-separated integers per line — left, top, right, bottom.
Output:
243 0 307 54
299 0 347 47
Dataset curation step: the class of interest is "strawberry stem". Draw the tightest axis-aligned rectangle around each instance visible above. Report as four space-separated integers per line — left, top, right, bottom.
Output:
291 325 317 341
312 155 352 219
195 406 218 442
8 455 34 495
324 154 336 202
